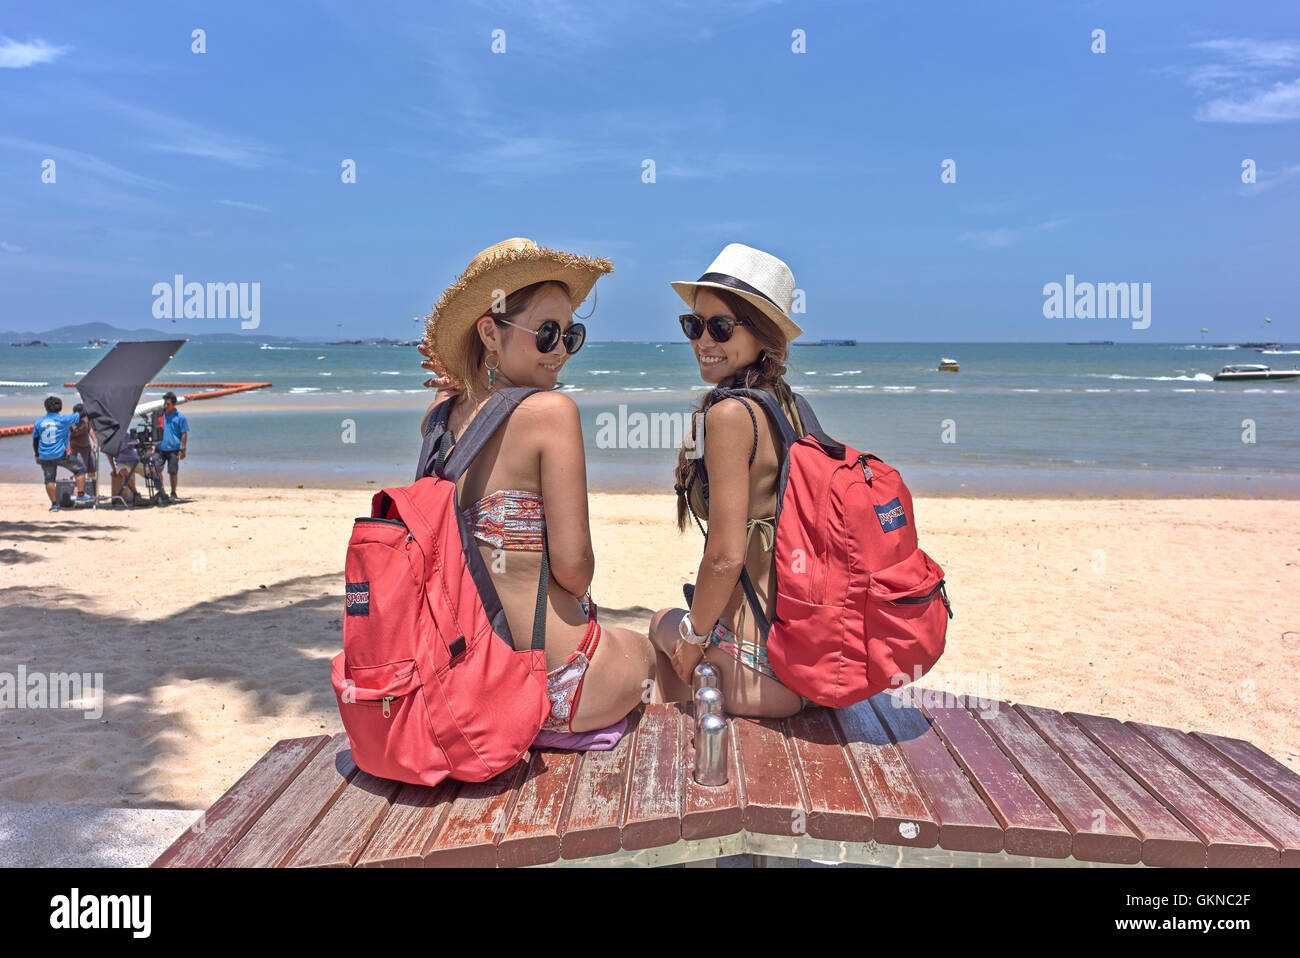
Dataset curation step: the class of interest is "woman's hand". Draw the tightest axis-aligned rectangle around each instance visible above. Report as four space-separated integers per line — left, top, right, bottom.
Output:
418 342 459 392
669 639 705 686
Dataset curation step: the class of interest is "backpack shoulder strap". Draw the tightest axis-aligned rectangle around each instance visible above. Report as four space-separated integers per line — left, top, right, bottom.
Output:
792 392 846 459
716 387 797 448
415 397 455 482
418 387 540 481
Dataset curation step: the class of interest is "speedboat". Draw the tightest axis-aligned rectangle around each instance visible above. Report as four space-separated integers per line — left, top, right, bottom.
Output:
938 357 959 371
1213 364 1300 382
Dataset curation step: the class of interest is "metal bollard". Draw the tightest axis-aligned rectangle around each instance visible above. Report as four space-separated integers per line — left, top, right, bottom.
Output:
692 661 718 692
693 713 729 786
693 685 723 731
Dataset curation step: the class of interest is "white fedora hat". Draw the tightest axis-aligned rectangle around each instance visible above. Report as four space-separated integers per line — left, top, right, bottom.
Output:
671 243 802 342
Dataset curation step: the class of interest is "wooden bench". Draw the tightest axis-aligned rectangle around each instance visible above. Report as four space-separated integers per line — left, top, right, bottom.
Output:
152 692 1300 868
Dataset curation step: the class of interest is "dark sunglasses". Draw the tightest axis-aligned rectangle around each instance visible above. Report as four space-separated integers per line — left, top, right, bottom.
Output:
495 317 586 354
679 313 753 343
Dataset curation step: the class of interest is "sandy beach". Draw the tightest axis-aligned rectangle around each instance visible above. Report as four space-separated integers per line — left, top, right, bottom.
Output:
0 482 1297 812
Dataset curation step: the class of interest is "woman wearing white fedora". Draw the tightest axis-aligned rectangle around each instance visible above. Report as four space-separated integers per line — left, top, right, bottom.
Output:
649 243 811 717
417 238 654 737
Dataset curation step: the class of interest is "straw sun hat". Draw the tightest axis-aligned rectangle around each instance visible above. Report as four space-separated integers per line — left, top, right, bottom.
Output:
671 243 803 342
424 237 613 388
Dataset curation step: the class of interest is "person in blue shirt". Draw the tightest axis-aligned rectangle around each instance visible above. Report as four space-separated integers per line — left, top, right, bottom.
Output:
33 396 93 511
156 391 189 499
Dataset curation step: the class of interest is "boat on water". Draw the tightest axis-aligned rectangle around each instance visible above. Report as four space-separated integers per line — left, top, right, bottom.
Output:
1212 364 1300 382
938 357 959 372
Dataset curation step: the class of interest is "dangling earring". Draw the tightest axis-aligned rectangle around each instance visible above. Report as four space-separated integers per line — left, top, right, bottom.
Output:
485 352 500 389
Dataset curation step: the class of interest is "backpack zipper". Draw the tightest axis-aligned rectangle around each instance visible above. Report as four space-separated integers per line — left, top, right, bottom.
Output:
856 454 873 482
382 696 393 718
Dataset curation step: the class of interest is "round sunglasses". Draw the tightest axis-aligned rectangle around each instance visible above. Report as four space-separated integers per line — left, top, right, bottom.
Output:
495 317 587 354
679 313 753 343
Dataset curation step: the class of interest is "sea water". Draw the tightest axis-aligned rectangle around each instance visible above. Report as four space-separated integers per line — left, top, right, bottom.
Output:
1 341 1297 495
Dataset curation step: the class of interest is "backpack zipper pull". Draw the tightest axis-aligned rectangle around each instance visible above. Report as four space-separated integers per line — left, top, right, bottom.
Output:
382 696 393 718
857 454 873 482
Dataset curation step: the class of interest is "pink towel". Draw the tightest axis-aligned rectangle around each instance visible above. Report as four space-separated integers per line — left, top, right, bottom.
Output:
533 717 628 751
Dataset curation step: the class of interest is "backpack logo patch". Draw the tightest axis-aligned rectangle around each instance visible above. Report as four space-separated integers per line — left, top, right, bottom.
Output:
345 581 371 616
875 498 908 533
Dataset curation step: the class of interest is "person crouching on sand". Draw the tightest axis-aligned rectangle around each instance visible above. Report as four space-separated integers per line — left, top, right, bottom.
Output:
648 243 811 718
417 238 654 734
33 396 93 511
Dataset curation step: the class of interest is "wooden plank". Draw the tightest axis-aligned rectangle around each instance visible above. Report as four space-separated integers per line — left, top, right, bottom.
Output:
1131 722 1300 868
1068 711 1277 868
497 749 583 868
922 703 1071 859
732 717 807 836
423 757 530 867
870 693 1002 853
1017 705 1205 867
356 780 461 868
833 699 939 848
681 705 744 841
284 768 403 868
1191 731 1300 816
220 734 357 868
559 711 638 859
973 704 1140 864
622 703 683 850
784 708 873 843
152 735 329 868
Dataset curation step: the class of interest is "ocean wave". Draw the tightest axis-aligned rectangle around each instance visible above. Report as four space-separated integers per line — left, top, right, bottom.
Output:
259 344 294 350
1260 349 1300 354
289 387 320 394
829 369 863 376
377 371 402 375
587 370 614 375
176 370 215 375
1092 373 1214 382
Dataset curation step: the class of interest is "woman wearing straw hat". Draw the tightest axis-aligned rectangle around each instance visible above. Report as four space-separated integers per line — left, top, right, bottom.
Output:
417 238 654 736
648 243 810 717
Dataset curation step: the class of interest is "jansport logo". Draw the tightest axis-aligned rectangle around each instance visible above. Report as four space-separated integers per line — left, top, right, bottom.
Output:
345 582 370 616
875 498 908 532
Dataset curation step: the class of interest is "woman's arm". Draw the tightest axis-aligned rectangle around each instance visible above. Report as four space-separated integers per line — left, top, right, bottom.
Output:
687 398 753 635
531 392 595 596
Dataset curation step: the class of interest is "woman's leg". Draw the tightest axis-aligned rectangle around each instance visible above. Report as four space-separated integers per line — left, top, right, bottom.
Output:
568 624 656 733
648 608 693 703
650 607 801 718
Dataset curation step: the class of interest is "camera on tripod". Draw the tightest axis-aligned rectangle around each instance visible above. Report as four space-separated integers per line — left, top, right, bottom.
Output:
130 417 161 447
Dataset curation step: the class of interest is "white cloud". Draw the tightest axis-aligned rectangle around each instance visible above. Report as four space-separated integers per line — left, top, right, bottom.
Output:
1182 37 1300 123
1241 161 1300 194
217 199 271 212
0 37 67 68
1199 78 1300 123
88 94 280 168
1 241 26 253
960 219 1066 249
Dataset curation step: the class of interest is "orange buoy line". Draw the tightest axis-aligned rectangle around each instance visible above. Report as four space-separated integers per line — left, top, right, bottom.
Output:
2 382 272 439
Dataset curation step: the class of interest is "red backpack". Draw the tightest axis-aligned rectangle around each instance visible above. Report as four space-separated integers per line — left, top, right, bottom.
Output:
696 388 952 709
330 388 552 785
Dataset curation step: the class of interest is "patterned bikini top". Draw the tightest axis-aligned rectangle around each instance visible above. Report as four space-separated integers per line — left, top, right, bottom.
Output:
466 489 546 552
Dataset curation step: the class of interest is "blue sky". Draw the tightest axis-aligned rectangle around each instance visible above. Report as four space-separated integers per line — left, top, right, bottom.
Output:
1 0 1298 343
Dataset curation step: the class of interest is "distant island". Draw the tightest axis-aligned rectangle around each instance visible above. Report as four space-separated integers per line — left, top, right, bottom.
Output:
1 322 301 345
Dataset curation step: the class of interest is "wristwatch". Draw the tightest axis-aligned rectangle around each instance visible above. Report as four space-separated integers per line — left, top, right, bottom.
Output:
678 611 713 647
